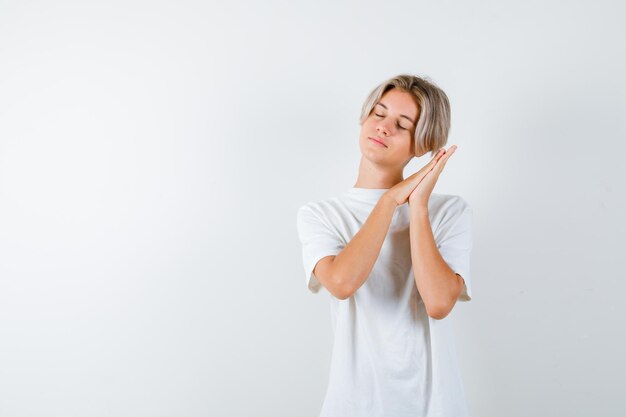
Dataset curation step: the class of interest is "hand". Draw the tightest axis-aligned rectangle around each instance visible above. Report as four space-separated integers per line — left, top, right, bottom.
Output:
408 145 457 209
384 148 447 206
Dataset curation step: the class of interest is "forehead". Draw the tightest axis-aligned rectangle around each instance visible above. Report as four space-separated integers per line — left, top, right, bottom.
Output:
377 89 418 112
376 89 419 120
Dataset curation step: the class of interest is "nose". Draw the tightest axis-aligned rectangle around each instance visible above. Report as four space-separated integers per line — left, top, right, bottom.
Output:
376 120 391 136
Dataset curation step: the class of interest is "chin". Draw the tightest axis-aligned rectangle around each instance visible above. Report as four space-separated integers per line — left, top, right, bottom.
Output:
360 149 388 164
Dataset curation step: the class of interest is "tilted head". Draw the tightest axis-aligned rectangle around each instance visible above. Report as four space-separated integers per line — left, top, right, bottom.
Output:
359 74 451 162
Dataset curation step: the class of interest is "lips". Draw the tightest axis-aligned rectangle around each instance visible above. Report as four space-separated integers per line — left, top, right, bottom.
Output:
369 137 387 147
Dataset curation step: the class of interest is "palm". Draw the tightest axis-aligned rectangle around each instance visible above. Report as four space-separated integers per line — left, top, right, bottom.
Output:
409 145 457 208
409 170 437 205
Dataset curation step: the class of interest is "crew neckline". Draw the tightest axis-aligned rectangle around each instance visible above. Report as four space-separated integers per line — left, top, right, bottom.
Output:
343 187 389 202
348 187 389 191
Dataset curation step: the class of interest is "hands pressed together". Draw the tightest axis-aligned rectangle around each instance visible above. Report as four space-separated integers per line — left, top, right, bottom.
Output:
384 145 458 209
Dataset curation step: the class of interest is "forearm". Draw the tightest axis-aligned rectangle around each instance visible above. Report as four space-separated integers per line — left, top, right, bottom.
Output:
332 193 398 298
409 206 463 319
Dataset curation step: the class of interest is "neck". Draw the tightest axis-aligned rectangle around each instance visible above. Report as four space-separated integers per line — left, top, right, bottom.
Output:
353 156 405 189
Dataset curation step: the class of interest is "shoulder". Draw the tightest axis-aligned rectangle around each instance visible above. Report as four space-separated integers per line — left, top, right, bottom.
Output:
297 196 344 227
428 193 472 228
430 193 471 213
297 200 327 219
298 195 344 217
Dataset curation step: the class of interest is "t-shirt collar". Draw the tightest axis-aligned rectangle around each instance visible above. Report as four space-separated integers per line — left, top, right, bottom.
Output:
343 187 389 204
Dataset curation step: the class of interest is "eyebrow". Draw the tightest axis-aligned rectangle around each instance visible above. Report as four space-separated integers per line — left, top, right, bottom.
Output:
375 102 416 125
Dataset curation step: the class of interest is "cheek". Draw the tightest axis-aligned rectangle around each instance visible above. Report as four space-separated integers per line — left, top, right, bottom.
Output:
361 121 374 136
403 135 415 152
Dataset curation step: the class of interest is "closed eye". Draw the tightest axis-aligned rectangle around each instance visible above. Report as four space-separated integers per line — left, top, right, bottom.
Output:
375 113 408 130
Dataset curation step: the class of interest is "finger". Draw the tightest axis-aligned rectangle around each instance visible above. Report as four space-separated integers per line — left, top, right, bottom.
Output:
434 146 456 172
411 149 446 182
408 148 449 182
431 146 455 174
425 149 446 171
408 152 441 180
432 148 446 162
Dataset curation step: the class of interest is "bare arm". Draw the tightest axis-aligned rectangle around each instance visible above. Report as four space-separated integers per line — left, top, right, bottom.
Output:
314 193 398 300
313 151 446 299
409 207 464 319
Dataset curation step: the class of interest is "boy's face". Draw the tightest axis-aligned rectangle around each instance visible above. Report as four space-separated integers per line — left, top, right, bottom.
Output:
359 88 422 168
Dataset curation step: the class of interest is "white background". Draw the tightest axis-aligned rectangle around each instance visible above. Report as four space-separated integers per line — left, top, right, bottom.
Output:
1 0 625 416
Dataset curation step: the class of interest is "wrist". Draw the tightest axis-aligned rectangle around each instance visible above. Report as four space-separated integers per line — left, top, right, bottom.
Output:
380 192 400 209
409 200 429 214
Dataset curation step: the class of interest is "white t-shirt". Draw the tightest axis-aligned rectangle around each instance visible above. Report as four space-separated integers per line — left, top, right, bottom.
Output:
296 187 473 417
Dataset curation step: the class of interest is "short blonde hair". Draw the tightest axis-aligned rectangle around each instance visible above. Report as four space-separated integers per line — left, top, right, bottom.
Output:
359 74 451 158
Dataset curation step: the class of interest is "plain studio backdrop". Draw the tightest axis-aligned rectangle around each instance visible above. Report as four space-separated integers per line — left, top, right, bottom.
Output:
1 0 625 416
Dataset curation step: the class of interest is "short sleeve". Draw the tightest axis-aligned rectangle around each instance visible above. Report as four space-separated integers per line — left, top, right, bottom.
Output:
437 203 473 301
296 205 345 294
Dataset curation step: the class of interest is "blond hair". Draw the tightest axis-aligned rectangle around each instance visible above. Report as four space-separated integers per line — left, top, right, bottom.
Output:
359 74 451 158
